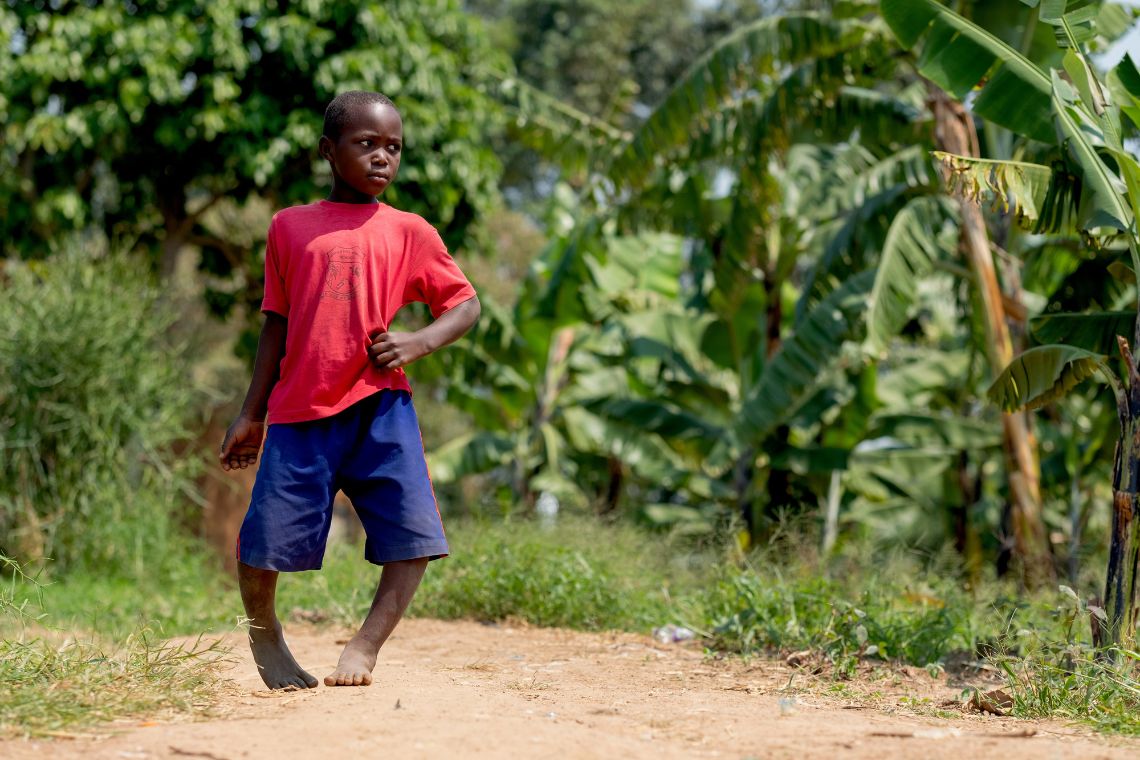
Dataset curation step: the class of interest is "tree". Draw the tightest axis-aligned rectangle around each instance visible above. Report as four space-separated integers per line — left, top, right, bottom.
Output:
469 0 702 125
883 0 1140 645
0 0 506 293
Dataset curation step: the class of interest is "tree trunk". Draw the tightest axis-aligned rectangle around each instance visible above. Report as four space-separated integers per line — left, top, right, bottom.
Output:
1068 458 1082 587
516 327 576 513
760 269 793 542
953 450 983 586
734 445 757 546
930 87 1054 589
158 185 190 278
600 456 623 515
1099 337 1140 648
821 469 842 555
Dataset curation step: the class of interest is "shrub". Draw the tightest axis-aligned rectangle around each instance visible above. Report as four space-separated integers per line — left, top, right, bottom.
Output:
0 245 200 577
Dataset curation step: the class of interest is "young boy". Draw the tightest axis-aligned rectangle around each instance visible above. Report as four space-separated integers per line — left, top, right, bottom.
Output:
219 91 480 690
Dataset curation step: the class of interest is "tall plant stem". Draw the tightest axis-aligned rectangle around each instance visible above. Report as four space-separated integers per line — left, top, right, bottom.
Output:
1101 337 1140 649
929 86 1054 588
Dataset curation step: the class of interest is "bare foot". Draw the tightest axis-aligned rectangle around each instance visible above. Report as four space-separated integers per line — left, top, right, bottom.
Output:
248 622 319 690
324 636 378 686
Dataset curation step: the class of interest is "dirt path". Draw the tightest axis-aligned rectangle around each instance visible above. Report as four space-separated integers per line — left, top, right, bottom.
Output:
5 619 1138 759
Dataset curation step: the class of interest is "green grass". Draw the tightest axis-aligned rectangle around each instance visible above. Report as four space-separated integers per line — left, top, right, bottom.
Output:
984 587 1140 735
281 517 710 631
25 560 244 639
996 647 1140 735
0 632 229 739
1 555 231 739
1 251 202 578
703 569 975 673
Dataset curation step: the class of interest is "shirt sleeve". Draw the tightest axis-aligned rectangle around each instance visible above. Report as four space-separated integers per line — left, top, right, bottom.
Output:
403 224 477 318
260 217 289 317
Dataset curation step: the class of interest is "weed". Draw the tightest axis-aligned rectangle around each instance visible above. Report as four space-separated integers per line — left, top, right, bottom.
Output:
987 586 1140 735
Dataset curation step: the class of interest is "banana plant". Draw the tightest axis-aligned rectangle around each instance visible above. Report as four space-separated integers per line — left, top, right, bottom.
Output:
486 2 1013 545
428 215 715 513
885 0 1140 646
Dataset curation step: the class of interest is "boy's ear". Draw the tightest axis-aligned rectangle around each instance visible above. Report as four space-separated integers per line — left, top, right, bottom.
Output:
318 134 333 161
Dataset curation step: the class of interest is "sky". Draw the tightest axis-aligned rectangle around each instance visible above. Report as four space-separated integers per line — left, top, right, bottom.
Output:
1100 0 1140 67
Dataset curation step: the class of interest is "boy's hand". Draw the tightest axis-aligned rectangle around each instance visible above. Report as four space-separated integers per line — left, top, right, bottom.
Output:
368 330 427 370
219 416 266 471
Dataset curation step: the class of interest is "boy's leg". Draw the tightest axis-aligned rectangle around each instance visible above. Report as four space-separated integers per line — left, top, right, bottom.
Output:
330 391 447 687
239 562 319 690
324 557 428 686
237 414 347 690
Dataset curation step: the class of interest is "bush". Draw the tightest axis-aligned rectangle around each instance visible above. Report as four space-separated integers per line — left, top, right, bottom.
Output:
280 517 699 632
0 246 201 577
706 570 971 673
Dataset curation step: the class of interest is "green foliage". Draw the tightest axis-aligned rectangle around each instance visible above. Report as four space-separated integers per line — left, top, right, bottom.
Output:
1000 649 1140 734
0 246 200 577
1050 68 1134 236
865 195 959 353
987 345 1111 412
25 560 241 639
280 518 704 632
1031 311 1136 353
887 0 1138 247
934 152 1076 232
474 0 705 124
417 544 635 629
611 13 873 187
740 271 875 440
881 0 1055 142
1 0 506 281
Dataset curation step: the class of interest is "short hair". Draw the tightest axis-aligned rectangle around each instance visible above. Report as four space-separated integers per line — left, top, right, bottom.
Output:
322 91 399 140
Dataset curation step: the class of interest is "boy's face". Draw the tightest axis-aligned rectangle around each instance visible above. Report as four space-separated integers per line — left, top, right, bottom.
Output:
320 102 403 199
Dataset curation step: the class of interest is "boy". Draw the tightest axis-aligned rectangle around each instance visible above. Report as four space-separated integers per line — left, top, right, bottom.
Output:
219 91 480 690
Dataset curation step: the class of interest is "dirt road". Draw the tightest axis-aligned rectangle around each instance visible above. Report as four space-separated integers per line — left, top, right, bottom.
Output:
5 619 1137 759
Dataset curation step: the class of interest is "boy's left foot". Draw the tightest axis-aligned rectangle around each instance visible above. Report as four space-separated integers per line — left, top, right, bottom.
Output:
324 636 378 686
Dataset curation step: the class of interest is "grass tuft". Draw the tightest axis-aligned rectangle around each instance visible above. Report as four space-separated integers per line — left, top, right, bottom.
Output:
2 552 232 739
996 648 1140 735
0 631 230 739
985 586 1140 735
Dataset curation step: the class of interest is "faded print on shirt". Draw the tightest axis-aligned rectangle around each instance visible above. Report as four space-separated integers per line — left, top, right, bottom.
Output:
321 246 364 301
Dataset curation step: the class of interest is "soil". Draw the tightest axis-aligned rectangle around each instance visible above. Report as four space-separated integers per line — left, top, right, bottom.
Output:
5 618 1138 759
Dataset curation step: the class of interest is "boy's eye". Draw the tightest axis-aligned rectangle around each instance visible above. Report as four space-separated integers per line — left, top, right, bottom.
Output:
360 139 373 147
388 144 401 154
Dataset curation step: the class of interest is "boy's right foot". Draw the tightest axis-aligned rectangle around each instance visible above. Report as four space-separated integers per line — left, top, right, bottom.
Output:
248 622 318 690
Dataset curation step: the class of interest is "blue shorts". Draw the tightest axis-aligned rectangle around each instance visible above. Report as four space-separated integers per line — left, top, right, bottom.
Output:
238 390 448 572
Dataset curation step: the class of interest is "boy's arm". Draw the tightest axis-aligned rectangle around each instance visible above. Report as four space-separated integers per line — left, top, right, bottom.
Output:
220 312 288 471
368 296 480 370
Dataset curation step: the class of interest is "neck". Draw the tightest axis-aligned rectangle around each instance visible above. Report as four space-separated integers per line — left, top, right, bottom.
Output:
327 181 380 204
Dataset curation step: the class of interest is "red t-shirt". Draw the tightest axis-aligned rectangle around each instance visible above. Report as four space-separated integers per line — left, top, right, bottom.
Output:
260 200 476 424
